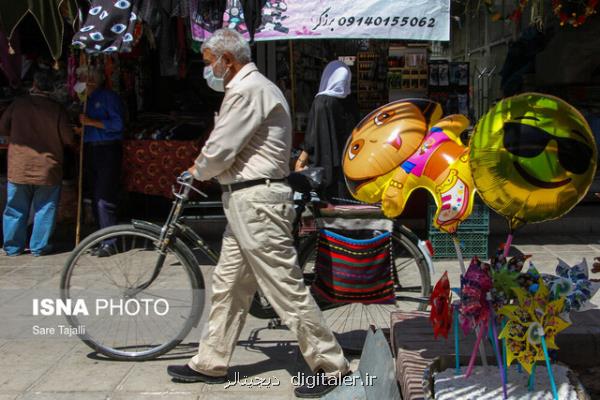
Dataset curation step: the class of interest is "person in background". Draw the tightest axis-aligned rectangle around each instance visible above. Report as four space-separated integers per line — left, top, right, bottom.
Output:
166 29 350 398
294 60 360 200
0 70 74 256
79 67 124 257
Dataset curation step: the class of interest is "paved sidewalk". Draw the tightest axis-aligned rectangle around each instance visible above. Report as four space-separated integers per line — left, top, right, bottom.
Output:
0 234 599 399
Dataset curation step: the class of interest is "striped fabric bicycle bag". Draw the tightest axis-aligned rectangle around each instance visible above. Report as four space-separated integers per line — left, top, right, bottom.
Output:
311 219 395 305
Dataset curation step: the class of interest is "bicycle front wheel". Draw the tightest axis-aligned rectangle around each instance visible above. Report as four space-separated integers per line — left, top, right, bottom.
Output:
298 227 431 354
60 224 205 361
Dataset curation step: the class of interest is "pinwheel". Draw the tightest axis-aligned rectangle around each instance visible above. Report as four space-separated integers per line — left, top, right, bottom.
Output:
429 271 453 339
498 278 570 400
490 267 520 310
459 258 492 335
459 258 507 397
545 259 600 313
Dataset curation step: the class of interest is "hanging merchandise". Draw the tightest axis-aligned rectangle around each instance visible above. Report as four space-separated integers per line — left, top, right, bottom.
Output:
190 0 228 42
191 0 451 42
552 0 599 27
0 0 77 60
72 0 141 53
509 0 530 22
0 32 22 87
67 53 78 97
241 0 267 43
469 93 598 232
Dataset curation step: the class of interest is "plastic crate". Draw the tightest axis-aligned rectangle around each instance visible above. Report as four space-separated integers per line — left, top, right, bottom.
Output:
427 202 490 232
428 230 489 260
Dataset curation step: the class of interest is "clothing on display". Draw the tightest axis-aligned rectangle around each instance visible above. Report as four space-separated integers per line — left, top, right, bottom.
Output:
0 0 75 59
72 0 141 54
190 0 227 38
241 0 267 43
0 32 22 87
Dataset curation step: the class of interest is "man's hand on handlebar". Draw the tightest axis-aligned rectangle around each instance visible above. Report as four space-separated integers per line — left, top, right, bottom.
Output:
186 166 197 180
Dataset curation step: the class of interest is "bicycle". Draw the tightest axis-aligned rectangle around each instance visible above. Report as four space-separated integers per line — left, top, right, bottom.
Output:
60 172 433 361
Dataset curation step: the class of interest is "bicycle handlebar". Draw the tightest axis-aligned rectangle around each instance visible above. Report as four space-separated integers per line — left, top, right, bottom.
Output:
173 171 208 200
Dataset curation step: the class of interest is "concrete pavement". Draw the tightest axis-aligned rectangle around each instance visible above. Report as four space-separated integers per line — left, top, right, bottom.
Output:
0 233 599 399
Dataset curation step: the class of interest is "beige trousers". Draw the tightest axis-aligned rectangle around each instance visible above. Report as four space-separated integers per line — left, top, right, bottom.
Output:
189 182 349 377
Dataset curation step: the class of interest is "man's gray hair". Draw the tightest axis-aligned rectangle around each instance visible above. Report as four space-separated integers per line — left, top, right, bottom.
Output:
33 69 54 92
201 29 252 64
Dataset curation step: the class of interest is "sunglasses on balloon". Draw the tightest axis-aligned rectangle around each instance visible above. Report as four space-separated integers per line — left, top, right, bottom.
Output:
503 119 593 175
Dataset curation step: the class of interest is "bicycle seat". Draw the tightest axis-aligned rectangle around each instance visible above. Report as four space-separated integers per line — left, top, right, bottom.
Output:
288 167 324 193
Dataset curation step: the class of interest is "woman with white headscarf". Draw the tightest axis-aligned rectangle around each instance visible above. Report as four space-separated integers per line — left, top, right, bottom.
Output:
295 60 359 200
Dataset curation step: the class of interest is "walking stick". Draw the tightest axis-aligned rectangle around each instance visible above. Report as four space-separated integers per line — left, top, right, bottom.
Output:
75 57 89 245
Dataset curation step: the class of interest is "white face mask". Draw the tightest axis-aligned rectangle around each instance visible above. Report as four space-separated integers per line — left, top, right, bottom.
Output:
203 57 229 92
74 81 87 94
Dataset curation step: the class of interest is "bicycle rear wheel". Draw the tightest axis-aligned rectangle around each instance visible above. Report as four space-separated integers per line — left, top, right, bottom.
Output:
297 227 431 354
60 224 205 361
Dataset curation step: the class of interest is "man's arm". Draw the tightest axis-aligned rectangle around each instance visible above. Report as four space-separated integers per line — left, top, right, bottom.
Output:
192 92 265 181
80 92 124 132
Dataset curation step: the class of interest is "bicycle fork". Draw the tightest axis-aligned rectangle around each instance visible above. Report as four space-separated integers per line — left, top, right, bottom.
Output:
130 172 206 295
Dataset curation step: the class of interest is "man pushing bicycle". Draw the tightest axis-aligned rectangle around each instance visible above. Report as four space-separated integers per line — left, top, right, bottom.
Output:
166 28 350 398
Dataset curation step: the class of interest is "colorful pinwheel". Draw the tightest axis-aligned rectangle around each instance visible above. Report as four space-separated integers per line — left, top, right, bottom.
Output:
545 258 600 313
459 258 493 334
429 271 453 339
498 278 570 374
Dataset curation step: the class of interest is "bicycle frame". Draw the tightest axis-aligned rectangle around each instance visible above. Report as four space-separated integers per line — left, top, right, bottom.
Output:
127 173 211 296
128 177 434 307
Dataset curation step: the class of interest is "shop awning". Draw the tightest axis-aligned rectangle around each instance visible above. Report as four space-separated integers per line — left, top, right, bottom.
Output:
190 0 450 43
0 0 78 59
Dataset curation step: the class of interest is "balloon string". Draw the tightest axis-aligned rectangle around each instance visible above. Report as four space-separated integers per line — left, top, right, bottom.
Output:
466 321 487 378
490 307 508 399
542 336 559 400
503 233 514 258
452 235 466 275
502 318 508 372
454 303 460 375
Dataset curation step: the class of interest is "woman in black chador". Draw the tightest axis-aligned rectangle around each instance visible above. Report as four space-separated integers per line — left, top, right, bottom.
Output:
295 60 359 201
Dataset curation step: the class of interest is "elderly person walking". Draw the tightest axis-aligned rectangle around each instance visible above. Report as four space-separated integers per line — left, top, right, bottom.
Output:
0 70 74 256
79 67 124 257
166 29 350 398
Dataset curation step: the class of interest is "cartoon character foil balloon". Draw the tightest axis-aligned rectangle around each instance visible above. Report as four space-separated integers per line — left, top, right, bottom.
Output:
343 99 476 234
470 93 598 231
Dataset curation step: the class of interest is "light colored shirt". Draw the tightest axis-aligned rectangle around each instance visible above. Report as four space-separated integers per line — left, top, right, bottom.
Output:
193 63 292 184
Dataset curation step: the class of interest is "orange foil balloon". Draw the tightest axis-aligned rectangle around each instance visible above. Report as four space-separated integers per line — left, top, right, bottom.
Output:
343 99 476 234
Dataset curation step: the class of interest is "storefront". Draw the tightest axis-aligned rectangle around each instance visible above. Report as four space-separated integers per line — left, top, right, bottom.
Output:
0 0 454 230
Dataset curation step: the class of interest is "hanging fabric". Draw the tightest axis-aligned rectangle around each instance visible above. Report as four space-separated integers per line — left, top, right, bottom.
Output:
190 0 227 41
241 0 266 43
72 0 141 53
0 0 76 60
311 219 396 305
0 32 22 87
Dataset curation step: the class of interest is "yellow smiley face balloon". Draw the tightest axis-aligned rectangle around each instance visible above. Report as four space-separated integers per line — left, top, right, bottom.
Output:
470 93 597 231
